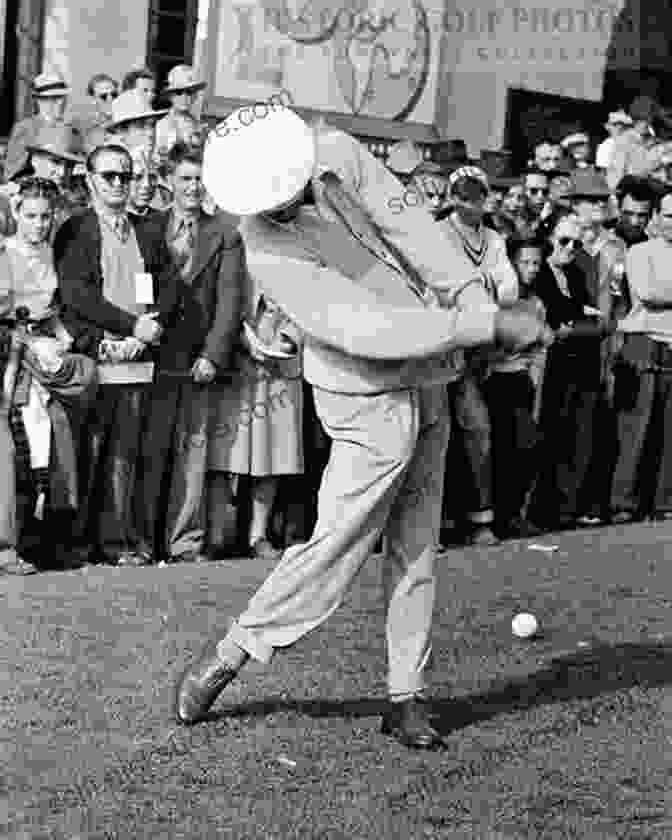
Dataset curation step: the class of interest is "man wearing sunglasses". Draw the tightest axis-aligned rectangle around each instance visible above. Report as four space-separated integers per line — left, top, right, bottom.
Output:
523 169 551 222
78 73 119 153
53 143 184 567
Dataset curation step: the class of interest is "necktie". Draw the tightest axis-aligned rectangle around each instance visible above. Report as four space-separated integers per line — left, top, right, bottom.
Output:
171 217 197 275
113 216 129 242
184 218 196 249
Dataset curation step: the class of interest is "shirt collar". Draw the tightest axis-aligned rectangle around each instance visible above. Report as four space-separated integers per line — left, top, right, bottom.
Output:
170 209 199 236
95 203 130 240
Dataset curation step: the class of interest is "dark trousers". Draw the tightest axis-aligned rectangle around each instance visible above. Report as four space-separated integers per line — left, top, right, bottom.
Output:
136 375 210 561
443 375 493 525
74 385 146 559
0 406 18 559
483 370 538 526
529 346 602 524
611 336 672 515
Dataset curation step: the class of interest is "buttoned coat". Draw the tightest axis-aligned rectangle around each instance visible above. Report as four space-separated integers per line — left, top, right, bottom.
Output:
147 209 246 372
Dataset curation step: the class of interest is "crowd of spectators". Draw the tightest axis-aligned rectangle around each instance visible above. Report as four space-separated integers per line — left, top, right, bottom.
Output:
0 66 671 575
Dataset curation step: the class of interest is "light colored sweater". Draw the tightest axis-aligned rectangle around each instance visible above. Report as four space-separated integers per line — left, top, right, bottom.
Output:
619 237 672 345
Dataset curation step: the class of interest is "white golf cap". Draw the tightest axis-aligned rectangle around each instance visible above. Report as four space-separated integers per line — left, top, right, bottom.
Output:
202 105 316 216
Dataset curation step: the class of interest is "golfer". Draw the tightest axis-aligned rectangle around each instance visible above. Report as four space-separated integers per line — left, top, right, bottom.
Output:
175 106 550 749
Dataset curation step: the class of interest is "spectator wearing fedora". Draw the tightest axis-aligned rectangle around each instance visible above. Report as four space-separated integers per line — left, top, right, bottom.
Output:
104 89 171 209
596 111 634 171
6 72 83 184
155 65 207 158
0 124 87 239
18 124 84 188
104 89 169 154
561 131 594 172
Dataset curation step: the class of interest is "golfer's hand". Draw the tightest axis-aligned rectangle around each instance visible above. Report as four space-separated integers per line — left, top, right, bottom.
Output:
494 304 553 352
191 357 217 384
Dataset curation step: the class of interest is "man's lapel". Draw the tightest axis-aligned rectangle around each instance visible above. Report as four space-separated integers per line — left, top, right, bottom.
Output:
183 211 226 284
130 213 159 271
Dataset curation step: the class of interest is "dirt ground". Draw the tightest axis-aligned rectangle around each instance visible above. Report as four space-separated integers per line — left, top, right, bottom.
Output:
2 521 672 839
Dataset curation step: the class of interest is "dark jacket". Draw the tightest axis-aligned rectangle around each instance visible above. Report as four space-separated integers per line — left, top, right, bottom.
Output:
53 208 184 358
150 210 246 372
534 258 595 330
534 258 604 379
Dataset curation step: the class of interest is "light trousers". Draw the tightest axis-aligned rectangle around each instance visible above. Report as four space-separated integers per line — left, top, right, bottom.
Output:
228 384 451 697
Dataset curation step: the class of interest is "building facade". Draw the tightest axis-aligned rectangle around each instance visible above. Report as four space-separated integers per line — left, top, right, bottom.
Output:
0 0 668 159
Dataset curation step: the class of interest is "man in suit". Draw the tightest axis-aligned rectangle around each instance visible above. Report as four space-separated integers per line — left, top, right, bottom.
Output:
53 143 184 566
174 107 551 750
135 142 245 564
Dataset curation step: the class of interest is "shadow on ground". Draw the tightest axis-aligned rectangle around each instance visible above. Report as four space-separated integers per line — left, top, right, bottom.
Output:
202 641 672 735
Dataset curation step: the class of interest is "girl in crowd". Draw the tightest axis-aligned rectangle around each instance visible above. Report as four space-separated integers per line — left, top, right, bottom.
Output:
528 210 610 530
1 177 97 562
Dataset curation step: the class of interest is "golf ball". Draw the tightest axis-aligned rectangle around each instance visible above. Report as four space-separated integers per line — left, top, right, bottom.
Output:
512 612 538 638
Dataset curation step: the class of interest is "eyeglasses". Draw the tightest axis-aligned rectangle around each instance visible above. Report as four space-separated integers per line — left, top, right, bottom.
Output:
528 187 550 196
557 237 583 249
96 170 132 186
97 91 118 102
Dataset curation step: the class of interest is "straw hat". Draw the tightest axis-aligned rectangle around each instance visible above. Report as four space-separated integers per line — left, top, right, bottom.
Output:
561 132 590 150
202 106 316 216
605 110 633 128
25 123 84 165
163 65 207 95
106 90 168 132
32 71 69 98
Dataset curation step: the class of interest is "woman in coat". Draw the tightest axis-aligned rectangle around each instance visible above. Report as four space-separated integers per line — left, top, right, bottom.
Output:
528 210 611 529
